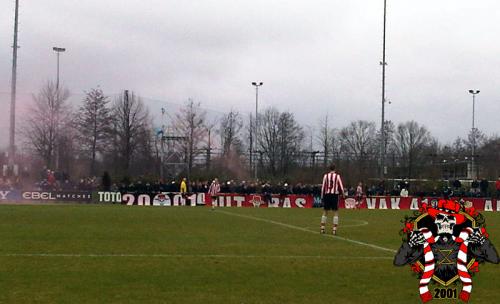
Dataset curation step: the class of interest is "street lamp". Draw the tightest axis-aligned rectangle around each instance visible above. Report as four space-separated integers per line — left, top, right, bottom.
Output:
251 82 263 181
52 47 66 89
468 89 480 179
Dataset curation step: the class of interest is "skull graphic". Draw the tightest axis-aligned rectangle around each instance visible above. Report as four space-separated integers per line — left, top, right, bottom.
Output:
435 213 456 235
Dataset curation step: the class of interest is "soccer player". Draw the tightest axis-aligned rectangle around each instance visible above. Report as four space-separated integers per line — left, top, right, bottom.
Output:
208 178 221 210
355 182 363 209
320 164 345 235
180 177 188 205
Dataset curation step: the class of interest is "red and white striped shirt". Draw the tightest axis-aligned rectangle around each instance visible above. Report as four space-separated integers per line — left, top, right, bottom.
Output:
321 171 344 197
208 181 220 196
356 185 363 197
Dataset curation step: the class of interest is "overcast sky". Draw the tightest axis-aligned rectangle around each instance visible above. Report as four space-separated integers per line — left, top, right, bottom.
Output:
1 0 500 149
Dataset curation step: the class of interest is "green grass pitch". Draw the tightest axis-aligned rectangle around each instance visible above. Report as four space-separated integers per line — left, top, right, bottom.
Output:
1 205 499 303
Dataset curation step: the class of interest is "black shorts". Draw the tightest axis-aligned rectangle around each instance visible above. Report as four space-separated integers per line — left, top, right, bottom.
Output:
323 194 339 211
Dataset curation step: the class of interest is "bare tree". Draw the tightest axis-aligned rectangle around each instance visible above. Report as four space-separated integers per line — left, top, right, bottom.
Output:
21 82 71 169
173 99 207 177
111 90 150 175
258 108 304 175
75 87 111 175
339 120 377 161
257 108 280 174
204 118 218 171
219 110 243 156
244 113 254 170
378 120 397 171
394 121 433 178
382 120 396 154
465 128 487 156
478 136 500 178
277 111 304 174
317 114 336 167
439 138 466 163
338 120 377 181
131 126 156 175
452 137 467 156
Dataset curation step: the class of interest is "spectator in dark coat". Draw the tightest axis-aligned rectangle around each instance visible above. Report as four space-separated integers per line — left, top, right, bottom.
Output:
496 177 500 198
479 178 489 197
102 171 111 191
452 179 462 189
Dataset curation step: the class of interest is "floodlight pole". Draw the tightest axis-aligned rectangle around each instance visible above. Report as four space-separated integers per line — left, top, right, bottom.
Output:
379 0 388 180
53 47 66 90
9 0 20 167
468 89 480 179
160 107 166 181
252 82 263 181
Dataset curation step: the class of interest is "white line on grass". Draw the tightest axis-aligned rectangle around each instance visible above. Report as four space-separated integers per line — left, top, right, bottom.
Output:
338 219 369 228
215 210 397 254
304 219 368 229
0 253 392 260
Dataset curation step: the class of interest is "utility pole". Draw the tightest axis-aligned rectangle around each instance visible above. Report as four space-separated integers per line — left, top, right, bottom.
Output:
379 0 388 179
9 0 20 168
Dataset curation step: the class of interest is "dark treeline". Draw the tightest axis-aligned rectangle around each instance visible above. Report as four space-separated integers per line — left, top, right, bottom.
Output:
3 82 499 193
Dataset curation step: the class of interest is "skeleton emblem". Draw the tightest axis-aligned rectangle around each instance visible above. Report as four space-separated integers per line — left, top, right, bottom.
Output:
435 213 456 235
394 199 499 303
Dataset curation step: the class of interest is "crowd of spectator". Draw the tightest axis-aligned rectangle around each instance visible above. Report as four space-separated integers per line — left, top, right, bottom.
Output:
118 179 323 196
0 177 21 191
3 168 500 199
32 169 100 191
446 178 492 198
119 177 500 198
364 178 500 198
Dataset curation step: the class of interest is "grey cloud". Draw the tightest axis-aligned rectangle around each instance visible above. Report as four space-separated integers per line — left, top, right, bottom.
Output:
1 0 500 149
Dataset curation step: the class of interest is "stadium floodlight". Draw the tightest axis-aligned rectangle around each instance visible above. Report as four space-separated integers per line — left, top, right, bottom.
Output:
379 0 388 180
52 47 66 89
251 81 264 181
468 89 480 179
9 0 21 168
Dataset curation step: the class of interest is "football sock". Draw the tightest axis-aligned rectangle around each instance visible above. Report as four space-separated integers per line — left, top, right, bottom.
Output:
333 216 339 234
320 216 327 231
